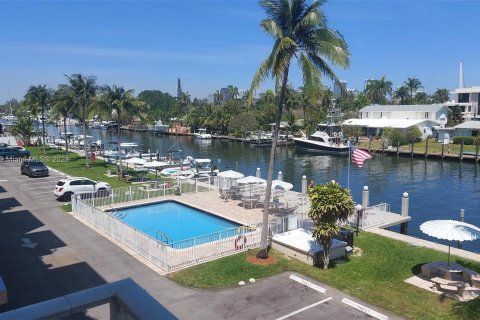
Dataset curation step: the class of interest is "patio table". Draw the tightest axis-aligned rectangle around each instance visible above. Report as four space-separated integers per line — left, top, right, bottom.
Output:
432 261 464 281
242 196 259 209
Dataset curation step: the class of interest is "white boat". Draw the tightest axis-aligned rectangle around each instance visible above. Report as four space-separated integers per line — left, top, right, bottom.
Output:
148 120 170 134
191 158 213 175
194 128 212 139
160 166 193 177
293 123 349 153
2 115 17 122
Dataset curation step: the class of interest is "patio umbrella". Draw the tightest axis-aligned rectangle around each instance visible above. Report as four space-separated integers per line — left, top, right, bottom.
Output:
236 175 266 196
217 170 244 179
420 220 480 265
270 180 293 191
236 175 265 184
217 170 245 189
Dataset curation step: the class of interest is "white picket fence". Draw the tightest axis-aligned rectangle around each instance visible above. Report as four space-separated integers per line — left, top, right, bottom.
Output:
71 192 262 272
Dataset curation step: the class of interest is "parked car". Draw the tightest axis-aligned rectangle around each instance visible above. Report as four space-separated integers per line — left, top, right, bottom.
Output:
21 159 49 177
54 177 111 201
0 147 30 160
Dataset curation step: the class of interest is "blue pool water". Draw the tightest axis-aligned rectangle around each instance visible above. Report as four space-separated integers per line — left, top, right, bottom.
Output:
117 201 241 244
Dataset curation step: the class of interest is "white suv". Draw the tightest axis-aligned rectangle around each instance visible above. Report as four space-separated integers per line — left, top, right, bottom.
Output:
54 177 111 201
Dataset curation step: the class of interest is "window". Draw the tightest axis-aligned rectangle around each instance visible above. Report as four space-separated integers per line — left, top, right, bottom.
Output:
425 112 429 119
458 93 470 103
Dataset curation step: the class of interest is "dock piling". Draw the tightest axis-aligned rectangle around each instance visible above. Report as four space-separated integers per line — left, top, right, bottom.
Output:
458 209 465 249
256 167 261 178
302 175 307 194
362 186 369 209
400 192 409 235
278 171 283 181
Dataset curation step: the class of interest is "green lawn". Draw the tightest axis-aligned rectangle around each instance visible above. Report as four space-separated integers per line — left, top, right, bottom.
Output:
358 139 478 156
27 146 171 188
169 232 480 320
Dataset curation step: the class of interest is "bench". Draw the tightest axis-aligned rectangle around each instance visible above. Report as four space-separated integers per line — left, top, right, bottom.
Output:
431 277 466 295
462 269 480 288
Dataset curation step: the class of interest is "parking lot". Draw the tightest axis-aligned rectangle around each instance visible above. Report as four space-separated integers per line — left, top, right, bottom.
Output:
0 160 402 319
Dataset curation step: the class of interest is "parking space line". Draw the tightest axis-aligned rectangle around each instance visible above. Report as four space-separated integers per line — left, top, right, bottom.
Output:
289 274 326 294
33 191 55 195
341 298 389 320
275 297 332 320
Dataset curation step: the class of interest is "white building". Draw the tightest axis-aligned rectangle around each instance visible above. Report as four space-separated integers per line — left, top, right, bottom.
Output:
452 120 480 137
446 86 480 120
343 118 439 140
359 104 449 126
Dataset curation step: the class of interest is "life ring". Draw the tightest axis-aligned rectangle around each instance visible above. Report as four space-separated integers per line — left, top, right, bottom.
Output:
235 235 247 250
338 132 343 137
333 132 337 137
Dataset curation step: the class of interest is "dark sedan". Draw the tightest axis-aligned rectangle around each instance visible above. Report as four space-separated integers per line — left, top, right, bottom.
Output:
21 160 49 177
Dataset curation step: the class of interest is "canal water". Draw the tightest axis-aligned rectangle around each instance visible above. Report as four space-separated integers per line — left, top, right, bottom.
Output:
35 125 480 253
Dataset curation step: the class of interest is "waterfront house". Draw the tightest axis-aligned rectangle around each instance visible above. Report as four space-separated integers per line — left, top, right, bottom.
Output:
452 120 480 137
359 104 450 125
445 85 480 121
342 118 439 140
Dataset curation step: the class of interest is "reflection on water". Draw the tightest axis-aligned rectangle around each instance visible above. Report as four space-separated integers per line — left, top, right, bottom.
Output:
44 125 480 252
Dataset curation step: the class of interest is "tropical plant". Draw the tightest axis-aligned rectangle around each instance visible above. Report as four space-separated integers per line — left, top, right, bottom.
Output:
178 91 191 110
9 112 33 146
405 126 422 143
214 90 222 105
342 125 363 142
227 85 239 100
228 112 258 136
383 127 407 146
308 181 355 269
433 88 450 104
25 84 50 153
414 91 430 104
404 77 423 99
364 76 392 104
65 73 97 168
393 86 410 105
51 84 76 153
97 85 145 176
248 0 349 259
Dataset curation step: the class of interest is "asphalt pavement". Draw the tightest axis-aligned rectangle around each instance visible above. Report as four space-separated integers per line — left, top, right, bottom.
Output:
0 160 403 319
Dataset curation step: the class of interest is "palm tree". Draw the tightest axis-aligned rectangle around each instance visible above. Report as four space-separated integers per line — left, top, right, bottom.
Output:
25 84 50 153
65 74 97 168
393 86 409 104
214 90 222 105
433 88 450 103
51 84 76 153
414 92 430 104
179 91 191 109
308 181 354 269
98 85 145 177
227 85 239 100
364 76 392 104
404 77 423 99
248 0 349 259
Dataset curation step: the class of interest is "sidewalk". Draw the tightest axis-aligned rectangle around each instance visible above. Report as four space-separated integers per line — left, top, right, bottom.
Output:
367 227 480 262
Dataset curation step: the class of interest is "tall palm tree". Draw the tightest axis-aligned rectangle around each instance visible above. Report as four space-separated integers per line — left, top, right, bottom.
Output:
364 76 392 104
97 85 145 177
433 88 450 103
51 84 76 153
65 74 97 168
393 85 409 104
248 0 349 259
214 90 222 105
404 77 422 99
25 84 50 153
227 85 239 100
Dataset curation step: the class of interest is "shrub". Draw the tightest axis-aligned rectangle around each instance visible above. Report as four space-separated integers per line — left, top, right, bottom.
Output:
453 136 477 145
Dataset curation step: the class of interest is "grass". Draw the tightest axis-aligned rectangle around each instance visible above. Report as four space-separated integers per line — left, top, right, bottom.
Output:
27 146 172 188
358 139 479 156
169 232 480 320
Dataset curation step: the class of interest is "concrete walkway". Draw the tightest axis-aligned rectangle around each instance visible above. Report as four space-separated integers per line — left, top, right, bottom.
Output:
367 227 480 262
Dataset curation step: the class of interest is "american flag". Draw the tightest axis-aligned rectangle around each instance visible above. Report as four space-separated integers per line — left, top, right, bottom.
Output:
351 145 372 168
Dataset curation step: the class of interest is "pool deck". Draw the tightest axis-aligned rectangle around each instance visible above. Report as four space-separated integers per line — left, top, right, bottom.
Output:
105 190 300 226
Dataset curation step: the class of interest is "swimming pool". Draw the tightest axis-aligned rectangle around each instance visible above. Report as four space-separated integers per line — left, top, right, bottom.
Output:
114 201 241 245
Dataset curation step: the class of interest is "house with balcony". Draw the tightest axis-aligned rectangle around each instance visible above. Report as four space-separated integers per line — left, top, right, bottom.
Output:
358 104 450 125
445 86 480 121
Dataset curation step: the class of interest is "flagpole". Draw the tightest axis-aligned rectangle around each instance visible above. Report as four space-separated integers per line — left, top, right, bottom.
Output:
347 139 351 191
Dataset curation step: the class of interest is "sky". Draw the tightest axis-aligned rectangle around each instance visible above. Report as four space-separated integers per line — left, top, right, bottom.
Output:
0 0 479 104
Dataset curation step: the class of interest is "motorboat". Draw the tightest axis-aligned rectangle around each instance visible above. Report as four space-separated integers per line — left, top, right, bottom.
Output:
293 123 349 153
194 128 212 139
148 120 170 134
